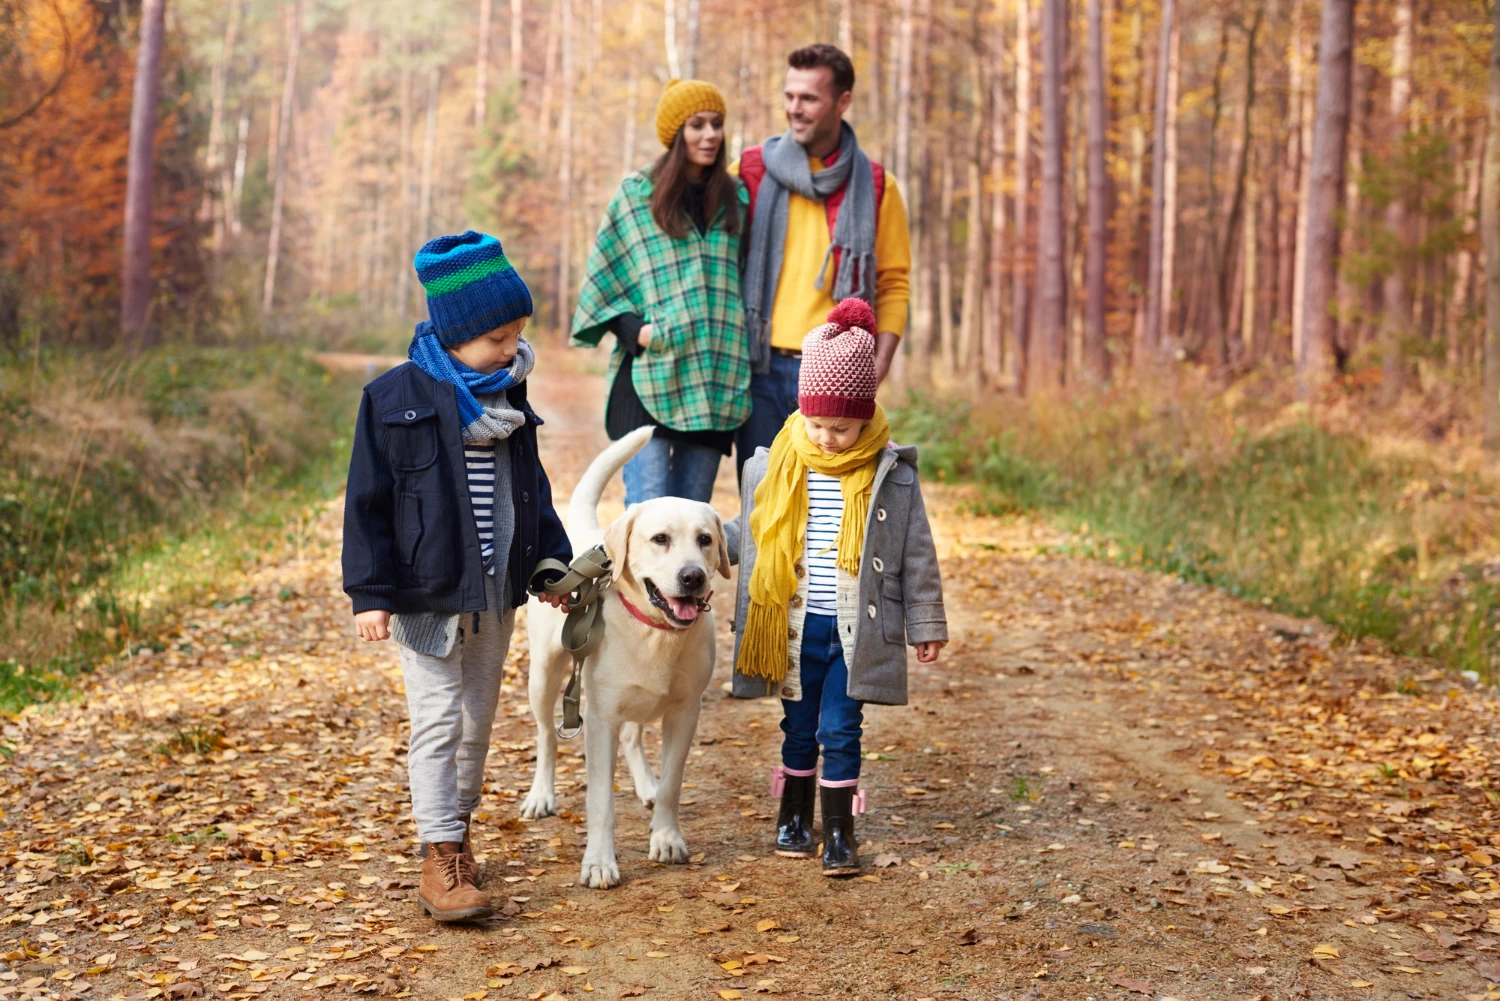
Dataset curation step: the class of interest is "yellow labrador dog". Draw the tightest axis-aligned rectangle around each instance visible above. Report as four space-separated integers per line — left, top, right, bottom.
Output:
522 427 728 889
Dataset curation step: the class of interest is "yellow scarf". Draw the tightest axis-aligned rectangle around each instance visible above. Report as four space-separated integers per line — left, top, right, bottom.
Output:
737 404 891 683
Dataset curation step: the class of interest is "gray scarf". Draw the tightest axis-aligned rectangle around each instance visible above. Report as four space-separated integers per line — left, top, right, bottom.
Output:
743 121 878 374
462 342 532 445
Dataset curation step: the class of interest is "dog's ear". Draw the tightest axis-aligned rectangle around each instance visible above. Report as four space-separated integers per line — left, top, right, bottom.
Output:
603 506 638 584
711 511 731 580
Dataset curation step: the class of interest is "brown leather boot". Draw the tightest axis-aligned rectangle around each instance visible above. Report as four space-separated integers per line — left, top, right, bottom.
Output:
417 842 492 922
420 815 479 883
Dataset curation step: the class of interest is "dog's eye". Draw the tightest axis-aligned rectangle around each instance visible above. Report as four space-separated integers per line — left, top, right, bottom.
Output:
698 534 713 548
651 533 670 546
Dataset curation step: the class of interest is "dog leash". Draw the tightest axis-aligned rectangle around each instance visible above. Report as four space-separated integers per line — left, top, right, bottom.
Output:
527 544 613 740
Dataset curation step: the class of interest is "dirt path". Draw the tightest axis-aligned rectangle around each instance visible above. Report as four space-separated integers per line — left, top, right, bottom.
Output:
5 368 1500 1001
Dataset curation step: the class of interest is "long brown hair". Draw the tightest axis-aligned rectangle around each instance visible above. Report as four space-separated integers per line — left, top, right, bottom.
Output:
648 126 742 240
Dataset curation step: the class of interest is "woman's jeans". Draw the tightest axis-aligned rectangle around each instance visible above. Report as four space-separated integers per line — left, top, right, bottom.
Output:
780 612 865 783
622 435 722 505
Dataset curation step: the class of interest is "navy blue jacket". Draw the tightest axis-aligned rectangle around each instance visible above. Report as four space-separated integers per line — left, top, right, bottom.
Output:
342 362 571 616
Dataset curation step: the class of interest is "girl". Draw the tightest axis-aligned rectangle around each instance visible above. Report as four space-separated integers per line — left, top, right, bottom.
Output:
571 79 750 505
724 299 948 876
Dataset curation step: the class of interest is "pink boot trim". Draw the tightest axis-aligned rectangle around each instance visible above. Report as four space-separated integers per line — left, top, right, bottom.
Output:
771 764 817 797
818 777 866 815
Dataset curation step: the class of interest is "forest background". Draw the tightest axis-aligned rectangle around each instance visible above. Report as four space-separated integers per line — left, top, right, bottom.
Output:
1 0 1499 709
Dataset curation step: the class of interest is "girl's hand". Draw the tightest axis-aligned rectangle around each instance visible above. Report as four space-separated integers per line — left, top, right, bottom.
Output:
915 641 945 664
355 610 391 642
537 592 573 613
637 323 654 350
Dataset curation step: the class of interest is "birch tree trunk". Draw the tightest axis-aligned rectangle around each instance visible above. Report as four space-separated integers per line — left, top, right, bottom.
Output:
476 0 492 126
1160 17 1179 349
1292 5 1314 365
207 0 241 267
121 0 168 346
261 0 301 317
959 45 987 387
557 0 574 332
664 0 681 79
1242 171 1259 357
1141 0 1174 361
684 0 699 78
624 0 645 172
869 7 883 154
839 0 853 55
1379 0 1414 403
1482 0 1500 448
893 0 914 183
1008 0 1033 390
1447 135 1483 367
419 67 438 242
1082 0 1107 383
1033 0 1066 389
938 144 957 378
227 105 249 238
1297 0 1354 396
511 0 523 79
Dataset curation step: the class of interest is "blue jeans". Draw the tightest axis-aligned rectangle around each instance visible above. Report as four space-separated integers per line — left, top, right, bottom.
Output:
780 612 865 783
622 435 722 506
735 352 802 483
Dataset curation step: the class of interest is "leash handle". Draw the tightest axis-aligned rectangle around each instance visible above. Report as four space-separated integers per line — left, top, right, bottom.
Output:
527 545 613 740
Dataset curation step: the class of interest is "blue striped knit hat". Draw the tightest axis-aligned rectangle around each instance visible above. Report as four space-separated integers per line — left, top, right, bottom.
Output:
414 231 533 348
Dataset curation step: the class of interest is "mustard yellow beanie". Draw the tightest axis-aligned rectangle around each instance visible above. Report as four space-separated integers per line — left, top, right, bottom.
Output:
654 79 727 149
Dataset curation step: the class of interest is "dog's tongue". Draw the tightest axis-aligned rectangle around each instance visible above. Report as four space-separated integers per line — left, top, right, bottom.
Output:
664 594 701 623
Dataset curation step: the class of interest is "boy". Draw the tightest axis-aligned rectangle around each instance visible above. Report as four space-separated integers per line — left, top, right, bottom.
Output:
726 298 947 876
342 231 571 921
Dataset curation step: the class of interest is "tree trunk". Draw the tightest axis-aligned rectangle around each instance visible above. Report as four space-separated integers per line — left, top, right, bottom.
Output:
1009 0 1033 390
557 0 574 333
894 0 915 185
1483 0 1500 448
395 40 413 317
1160 15 1179 351
869 6 883 155
1379 0 1414 403
624 0 645 171
839 0 853 55
1213 11 1260 367
1141 0 1174 361
207 0 241 267
1336 45 1370 360
909 0 936 384
986 0 1008 385
664 0 681 79
419 67 439 242
1447 134 1483 368
226 104 249 239
511 0 524 78
958 40 987 387
476 0 492 126
1292 3 1314 366
683 0 699 78
1032 0 1066 389
1242 170 1259 358
1297 0 1354 396
121 0 168 346
261 0 301 316
938 145 957 378
1082 0 1107 383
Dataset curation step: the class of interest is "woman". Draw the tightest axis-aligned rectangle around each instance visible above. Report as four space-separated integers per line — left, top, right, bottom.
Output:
571 79 750 505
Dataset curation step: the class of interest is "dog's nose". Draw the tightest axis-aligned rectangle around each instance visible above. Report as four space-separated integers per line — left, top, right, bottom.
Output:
677 565 707 592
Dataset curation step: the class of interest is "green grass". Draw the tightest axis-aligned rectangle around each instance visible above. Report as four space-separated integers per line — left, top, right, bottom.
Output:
892 389 1500 681
0 344 362 711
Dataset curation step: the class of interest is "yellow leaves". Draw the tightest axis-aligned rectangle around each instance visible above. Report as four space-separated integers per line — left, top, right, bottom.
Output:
755 919 781 933
1193 861 1229 874
645 951 670 958
560 966 589 976
1349 981 1374 988
717 992 744 1000
657 904 675 912
1311 944 1340 959
1039 843 1066 853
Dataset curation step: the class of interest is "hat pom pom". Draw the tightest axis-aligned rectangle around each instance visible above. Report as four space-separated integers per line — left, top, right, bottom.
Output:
826 297 877 334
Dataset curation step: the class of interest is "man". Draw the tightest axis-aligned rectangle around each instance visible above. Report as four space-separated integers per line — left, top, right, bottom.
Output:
734 43 911 482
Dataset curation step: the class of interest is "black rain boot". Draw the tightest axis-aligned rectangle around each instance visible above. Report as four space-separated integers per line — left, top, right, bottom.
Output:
819 784 862 877
773 768 817 857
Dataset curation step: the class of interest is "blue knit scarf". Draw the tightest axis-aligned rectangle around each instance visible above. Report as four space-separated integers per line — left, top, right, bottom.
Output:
408 321 535 444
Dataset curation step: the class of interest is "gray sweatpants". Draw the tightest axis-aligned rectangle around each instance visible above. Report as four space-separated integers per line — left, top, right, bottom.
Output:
397 573 515 845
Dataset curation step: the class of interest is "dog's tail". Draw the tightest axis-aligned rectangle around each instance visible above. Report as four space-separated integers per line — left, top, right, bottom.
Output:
566 425 654 533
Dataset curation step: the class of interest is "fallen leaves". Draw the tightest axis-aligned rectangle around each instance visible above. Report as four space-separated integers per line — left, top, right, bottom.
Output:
1109 975 1151 994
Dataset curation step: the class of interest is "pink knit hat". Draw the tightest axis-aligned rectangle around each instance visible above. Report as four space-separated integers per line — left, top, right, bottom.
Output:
798 299 878 421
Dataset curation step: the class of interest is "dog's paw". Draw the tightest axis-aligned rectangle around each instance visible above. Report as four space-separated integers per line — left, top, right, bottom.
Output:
648 828 690 864
634 780 658 811
579 855 620 889
519 787 557 820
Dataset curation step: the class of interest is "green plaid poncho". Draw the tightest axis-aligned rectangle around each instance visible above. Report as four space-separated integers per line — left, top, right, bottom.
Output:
571 172 751 433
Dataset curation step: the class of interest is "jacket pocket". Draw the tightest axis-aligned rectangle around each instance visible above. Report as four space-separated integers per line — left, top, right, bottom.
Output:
396 492 424 569
382 406 440 472
880 574 906 644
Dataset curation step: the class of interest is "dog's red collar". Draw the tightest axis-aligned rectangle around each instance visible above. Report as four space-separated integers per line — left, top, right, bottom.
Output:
618 591 695 631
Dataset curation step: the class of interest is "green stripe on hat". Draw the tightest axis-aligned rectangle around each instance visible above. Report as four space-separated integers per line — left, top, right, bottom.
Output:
420 254 514 296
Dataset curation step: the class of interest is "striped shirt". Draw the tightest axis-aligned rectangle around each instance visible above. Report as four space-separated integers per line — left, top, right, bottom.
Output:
804 471 845 615
465 444 498 573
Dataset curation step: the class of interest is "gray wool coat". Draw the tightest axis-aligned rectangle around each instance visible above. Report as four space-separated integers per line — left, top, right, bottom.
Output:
723 443 948 706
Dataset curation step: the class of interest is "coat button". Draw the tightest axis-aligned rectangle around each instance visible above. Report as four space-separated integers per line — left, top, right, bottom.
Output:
781 686 795 698
521 491 530 503
867 604 877 619
525 545 534 556
790 594 802 608
872 557 884 572
877 508 887 521
788 627 797 639
404 409 416 421
794 563 806 579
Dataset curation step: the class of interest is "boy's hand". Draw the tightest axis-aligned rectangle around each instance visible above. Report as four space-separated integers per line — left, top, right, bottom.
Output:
355 610 391 642
915 641 945 664
537 592 573 613
637 324 654 350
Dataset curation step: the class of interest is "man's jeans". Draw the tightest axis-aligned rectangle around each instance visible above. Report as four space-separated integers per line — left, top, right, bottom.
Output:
734 351 802 484
780 612 865 783
622 436 722 506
